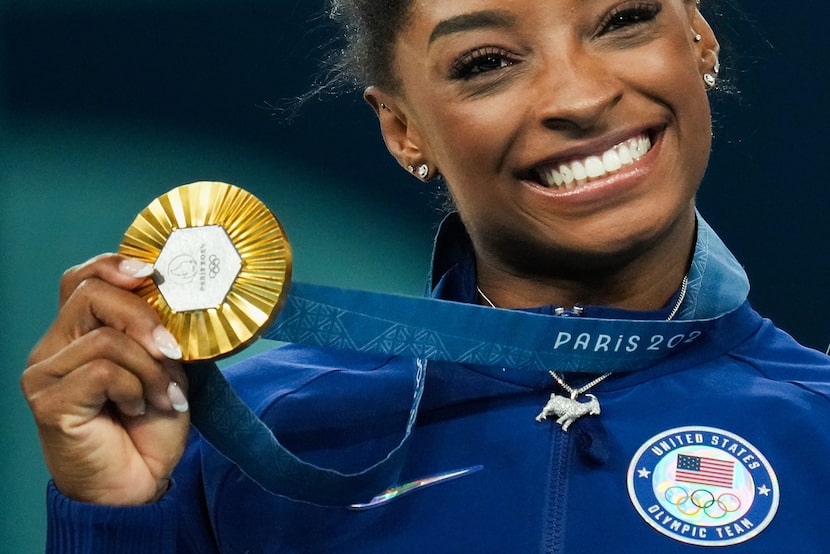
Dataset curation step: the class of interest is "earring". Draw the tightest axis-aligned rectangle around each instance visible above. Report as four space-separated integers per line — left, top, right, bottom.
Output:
703 73 717 89
693 33 702 43
380 103 389 111
407 163 432 181
406 163 429 182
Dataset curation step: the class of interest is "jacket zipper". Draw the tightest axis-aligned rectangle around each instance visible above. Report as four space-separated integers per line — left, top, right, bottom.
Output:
543 428 571 553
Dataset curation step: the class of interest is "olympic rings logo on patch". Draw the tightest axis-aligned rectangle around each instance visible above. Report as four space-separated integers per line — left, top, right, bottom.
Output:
627 427 779 547
664 487 741 519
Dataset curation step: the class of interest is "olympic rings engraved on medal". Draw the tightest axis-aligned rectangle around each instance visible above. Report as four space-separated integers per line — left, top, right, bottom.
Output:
208 254 221 278
664 486 743 519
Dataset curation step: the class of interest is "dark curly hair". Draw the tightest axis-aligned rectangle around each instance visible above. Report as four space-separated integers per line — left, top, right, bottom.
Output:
325 0 414 92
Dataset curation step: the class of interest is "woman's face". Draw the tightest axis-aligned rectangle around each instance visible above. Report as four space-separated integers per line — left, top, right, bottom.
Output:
376 0 718 281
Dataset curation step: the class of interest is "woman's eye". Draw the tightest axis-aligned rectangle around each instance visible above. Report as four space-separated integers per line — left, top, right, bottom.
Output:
450 47 517 80
599 3 662 35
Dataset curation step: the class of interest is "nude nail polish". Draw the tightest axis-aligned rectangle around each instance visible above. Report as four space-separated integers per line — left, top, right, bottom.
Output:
153 326 182 360
119 258 155 278
168 382 189 413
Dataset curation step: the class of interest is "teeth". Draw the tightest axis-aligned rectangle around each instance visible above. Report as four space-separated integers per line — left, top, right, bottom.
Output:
536 134 652 189
552 168 564 187
560 165 575 188
618 142 633 165
585 156 605 179
572 160 587 182
602 150 622 173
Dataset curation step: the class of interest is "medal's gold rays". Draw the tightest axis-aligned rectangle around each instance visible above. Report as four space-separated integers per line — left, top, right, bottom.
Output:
120 181 292 360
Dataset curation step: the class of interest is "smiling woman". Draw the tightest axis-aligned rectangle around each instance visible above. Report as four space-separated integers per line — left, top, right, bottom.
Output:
367 0 714 309
20 0 830 552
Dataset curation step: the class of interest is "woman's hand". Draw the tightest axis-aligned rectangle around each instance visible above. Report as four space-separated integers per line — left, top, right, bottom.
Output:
21 254 191 505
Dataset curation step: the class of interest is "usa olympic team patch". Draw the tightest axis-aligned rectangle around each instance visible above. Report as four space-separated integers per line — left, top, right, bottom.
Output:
627 426 779 547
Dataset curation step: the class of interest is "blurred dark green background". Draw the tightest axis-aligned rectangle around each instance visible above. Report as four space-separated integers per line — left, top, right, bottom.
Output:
1 1 828 551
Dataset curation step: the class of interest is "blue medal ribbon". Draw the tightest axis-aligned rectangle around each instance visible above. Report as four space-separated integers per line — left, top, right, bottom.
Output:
266 282 717 377
186 215 752 506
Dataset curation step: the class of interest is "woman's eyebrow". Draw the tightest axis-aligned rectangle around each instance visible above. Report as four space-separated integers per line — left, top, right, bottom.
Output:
429 10 517 44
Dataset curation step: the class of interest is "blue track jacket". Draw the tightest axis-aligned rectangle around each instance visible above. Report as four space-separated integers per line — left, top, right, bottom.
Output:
44 214 830 552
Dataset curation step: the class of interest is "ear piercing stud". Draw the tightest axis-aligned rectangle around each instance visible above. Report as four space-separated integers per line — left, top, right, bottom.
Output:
407 163 430 180
704 57 720 89
703 73 717 88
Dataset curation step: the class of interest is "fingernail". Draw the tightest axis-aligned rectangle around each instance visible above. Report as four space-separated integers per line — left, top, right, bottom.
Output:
124 399 146 417
153 326 182 360
119 258 155 278
168 382 189 413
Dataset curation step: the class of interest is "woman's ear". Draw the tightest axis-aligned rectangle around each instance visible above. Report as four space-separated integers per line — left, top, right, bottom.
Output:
364 86 429 172
691 8 720 86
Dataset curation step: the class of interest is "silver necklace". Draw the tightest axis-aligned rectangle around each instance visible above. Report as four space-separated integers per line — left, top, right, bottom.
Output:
476 275 688 431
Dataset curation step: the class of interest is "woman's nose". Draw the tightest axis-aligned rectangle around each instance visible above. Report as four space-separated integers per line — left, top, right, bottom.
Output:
533 49 624 134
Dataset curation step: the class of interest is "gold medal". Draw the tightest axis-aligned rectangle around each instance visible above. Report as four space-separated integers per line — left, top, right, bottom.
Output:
119 181 291 360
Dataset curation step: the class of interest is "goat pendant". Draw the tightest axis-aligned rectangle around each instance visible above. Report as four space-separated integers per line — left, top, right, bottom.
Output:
535 393 601 432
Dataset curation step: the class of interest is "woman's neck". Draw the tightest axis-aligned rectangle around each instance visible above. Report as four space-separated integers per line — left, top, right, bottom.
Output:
474 217 696 311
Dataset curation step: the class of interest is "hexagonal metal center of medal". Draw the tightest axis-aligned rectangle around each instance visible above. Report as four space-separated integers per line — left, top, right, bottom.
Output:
155 225 242 312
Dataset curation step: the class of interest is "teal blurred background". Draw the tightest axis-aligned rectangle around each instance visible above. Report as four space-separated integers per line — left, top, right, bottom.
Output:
1 1 828 551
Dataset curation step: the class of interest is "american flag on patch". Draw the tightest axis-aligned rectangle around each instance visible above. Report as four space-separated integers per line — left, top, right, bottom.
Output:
675 454 734 488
